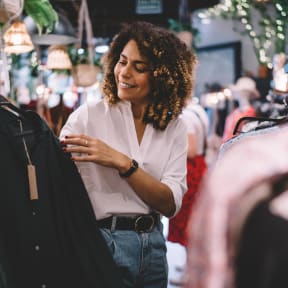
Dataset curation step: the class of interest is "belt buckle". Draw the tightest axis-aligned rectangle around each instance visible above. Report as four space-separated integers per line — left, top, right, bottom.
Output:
135 215 155 233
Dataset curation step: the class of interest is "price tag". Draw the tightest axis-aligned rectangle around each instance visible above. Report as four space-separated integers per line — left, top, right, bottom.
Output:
27 164 38 200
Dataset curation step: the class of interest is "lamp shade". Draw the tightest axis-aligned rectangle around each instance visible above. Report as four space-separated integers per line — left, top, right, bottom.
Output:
24 14 78 45
46 45 72 70
3 20 34 54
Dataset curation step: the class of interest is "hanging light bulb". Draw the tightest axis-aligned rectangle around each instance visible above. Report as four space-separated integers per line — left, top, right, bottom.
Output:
3 20 34 54
46 45 72 70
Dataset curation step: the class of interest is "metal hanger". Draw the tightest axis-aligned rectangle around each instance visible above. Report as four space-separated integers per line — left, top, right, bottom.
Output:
0 95 23 118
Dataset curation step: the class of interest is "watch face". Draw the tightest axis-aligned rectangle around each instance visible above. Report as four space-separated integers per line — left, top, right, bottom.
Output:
132 159 139 169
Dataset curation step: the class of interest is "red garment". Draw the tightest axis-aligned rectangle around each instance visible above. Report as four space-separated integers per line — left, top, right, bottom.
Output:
167 155 207 247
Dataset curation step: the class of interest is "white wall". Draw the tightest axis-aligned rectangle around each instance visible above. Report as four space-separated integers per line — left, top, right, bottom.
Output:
192 14 260 77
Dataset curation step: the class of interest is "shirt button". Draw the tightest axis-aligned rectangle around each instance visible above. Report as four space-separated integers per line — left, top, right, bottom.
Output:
32 212 36 216
41 285 46 288
35 245 40 251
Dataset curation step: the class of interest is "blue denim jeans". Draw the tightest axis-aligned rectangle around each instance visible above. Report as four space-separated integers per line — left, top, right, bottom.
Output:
100 222 168 288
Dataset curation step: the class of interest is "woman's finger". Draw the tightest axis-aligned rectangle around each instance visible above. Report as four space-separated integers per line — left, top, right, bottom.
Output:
64 145 90 154
70 154 95 162
63 136 90 147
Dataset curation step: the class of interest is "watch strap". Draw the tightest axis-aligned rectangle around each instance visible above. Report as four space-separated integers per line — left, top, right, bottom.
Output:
119 159 139 178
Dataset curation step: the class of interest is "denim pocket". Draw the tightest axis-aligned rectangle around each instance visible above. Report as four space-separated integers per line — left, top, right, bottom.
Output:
100 228 116 255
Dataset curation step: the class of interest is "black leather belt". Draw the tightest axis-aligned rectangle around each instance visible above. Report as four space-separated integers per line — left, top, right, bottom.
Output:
97 213 160 233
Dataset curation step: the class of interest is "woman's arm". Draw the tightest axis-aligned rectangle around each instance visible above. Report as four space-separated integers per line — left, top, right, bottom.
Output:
62 134 177 217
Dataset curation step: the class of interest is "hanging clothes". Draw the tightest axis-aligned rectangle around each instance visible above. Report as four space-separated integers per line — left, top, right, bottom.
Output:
218 112 288 159
236 183 288 288
0 105 123 288
222 105 256 143
168 103 208 247
218 123 281 159
184 122 288 288
167 155 207 247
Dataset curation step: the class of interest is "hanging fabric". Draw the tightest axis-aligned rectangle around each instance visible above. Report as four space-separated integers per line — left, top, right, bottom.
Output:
185 121 288 288
0 0 24 97
0 0 23 27
0 101 124 287
0 36 10 96
72 0 100 87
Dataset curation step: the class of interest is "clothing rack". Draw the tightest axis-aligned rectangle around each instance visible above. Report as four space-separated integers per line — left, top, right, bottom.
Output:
231 89 288 136
266 89 288 106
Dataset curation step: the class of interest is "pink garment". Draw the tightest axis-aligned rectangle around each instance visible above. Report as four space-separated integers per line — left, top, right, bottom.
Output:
222 106 256 143
185 123 288 288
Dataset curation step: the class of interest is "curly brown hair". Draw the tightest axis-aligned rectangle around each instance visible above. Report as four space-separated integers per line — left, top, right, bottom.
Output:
101 21 197 130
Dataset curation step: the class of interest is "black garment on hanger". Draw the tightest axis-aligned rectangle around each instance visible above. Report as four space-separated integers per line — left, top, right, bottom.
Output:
236 199 288 288
235 174 288 288
0 105 123 288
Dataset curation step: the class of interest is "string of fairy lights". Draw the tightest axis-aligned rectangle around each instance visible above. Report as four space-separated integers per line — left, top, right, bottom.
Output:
196 0 287 68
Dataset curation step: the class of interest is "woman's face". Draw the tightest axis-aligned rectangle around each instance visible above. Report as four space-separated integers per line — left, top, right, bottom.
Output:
114 39 151 105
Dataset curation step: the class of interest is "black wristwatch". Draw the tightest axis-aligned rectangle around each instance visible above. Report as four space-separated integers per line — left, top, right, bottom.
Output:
119 159 139 178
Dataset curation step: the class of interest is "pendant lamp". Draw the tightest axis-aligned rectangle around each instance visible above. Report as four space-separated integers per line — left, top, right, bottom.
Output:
3 20 34 54
24 14 78 46
46 45 72 70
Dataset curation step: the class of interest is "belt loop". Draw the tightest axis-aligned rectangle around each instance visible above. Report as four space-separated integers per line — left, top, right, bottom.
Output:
111 216 117 230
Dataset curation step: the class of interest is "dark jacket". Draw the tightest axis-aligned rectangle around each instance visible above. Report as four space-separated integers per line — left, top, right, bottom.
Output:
0 107 123 288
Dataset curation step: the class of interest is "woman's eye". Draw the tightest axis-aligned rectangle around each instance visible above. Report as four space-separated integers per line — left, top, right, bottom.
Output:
135 65 149 73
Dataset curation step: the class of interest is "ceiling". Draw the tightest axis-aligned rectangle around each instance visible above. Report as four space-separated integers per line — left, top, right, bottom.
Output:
48 0 220 40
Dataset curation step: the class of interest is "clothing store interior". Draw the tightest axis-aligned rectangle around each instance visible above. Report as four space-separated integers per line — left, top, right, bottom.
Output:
1 0 288 287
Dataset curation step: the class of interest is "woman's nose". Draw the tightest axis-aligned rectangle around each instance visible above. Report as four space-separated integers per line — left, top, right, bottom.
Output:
120 64 132 77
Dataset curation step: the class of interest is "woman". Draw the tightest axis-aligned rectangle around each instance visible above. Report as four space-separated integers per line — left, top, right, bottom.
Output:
60 21 196 287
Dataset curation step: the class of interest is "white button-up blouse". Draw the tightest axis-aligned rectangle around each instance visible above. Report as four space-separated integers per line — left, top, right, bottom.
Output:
60 99 188 219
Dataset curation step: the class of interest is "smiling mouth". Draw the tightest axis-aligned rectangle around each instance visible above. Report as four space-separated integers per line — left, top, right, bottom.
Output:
119 82 136 88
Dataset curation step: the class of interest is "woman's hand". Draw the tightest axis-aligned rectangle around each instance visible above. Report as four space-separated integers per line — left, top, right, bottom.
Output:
61 134 130 171
61 134 176 217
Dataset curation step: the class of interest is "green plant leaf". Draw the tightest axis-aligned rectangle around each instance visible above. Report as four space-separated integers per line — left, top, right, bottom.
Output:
24 0 58 35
